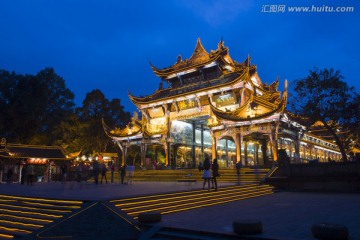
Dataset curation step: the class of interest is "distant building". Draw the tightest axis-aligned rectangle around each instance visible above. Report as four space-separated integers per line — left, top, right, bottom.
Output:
0 138 71 182
103 39 341 169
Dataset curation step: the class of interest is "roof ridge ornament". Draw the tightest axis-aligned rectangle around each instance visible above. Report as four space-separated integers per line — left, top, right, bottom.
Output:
177 55 182 63
188 38 209 63
218 37 225 50
195 38 205 52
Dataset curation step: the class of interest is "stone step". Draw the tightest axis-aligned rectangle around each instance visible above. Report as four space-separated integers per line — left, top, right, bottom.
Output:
112 184 275 219
0 195 85 239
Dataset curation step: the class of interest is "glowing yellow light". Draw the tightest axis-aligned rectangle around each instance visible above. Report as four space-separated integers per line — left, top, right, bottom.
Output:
0 203 72 214
22 201 81 209
0 226 32 234
112 184 274 220
0 219 43 228
121 186 274 218
0 195 83 205
0 208 62 218
0 233 14 239
0 214 52 223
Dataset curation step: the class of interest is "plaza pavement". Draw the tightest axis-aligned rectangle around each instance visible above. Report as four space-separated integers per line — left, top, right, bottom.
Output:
1 181 360 240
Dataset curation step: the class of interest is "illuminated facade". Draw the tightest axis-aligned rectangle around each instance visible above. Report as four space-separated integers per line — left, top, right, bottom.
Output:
103 39 341 169
0 138 71 182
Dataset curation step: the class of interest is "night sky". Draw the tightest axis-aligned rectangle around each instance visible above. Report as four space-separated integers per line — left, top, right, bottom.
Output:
1 0 359 114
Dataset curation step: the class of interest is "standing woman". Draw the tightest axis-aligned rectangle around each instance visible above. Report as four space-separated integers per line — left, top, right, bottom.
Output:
127 163 135 185
202 158 211 191
212 158 219 191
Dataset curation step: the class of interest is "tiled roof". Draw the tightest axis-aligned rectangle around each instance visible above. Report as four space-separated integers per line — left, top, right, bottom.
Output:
129 72 242 104
0 144 67 159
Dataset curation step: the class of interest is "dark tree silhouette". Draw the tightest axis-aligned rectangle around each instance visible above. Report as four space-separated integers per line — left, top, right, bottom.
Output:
290 67 360 161
76 89 131 155
0 68 75 144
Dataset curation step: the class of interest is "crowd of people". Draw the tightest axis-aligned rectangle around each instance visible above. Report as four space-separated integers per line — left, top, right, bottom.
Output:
2 157 247 192
78 161 136 185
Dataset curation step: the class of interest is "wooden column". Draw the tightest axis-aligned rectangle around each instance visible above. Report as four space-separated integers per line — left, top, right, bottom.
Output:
225 139 229 167
244 142 248 165
269 132 278 162
165 109 171 166
211 134 217 160
19 165 23 183
141 142 146 166
255 143 259 165
116 141 126 166
261 139 268 166
201 124 204 157
294 139 300 162
192 121 196 168
235 132 242 163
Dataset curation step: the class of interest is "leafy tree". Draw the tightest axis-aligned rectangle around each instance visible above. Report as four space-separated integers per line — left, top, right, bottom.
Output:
0 68 75 144
52 112 84 154
0 70 21 140
290 67 360 161
76 89 131 155
32 68 75 144
0 68 131 158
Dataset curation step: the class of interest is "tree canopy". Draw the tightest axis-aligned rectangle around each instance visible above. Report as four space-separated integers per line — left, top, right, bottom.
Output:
75 89 131 155
0 68 75 144
0 68 131 157
289 67 360 161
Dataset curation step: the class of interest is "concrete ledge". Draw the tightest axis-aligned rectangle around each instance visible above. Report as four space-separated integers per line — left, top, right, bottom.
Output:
311 223 349 240
176 179 197 182
233 220 262 235
138 211 162 223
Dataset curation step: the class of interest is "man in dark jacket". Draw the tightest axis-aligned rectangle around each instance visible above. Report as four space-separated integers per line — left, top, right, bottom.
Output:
119 164 126 184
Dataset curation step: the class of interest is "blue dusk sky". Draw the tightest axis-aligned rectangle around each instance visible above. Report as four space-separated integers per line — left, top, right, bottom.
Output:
0 0 359 113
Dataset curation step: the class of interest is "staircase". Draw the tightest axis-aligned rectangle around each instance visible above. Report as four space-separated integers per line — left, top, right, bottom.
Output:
0 195 83 239
0 168 273 239
110 184 275 220
130 167 269 184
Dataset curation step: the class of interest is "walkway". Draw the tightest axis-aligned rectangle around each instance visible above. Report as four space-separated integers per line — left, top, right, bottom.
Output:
0 181 360 239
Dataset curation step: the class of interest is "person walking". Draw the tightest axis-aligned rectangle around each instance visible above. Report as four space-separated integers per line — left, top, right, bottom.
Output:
127 163 135 185
61 164 67 184
211 158 219 191
198 161 204 172
6 168 13 184
27 164 34 186
119 164 126 184
76 163 82 183
202 158 211 191
100 163 108 184
235 161 242 185
110 162 115 183
92 160 100 184
21 164 27 184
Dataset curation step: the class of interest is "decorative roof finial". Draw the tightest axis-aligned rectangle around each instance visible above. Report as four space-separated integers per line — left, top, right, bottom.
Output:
177 55 182 63
133 111 139 120
218 37 225 49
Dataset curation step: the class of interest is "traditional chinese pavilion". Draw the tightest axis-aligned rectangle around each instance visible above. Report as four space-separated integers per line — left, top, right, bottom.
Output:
103 39 341 169
0 138 71 182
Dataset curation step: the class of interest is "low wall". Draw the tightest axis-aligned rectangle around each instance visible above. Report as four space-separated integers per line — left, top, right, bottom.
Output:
265 162 360 192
